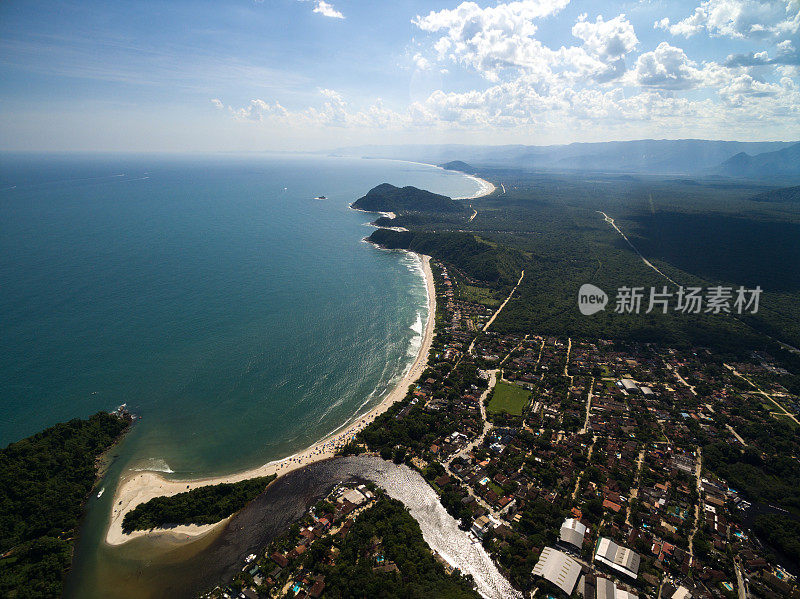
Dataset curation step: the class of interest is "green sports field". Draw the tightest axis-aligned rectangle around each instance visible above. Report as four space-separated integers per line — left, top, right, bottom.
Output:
487 381 530 416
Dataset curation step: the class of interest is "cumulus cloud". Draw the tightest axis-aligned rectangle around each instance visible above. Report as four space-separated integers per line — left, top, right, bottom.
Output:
725 46 800 66
211 98 224 109
413 53 431 70
230 99 289 121
632 42 705 90
295 0 344 19
572 13 639 81
312 0 344 19
225 0 800 139
655 0 800 41
413 0 571 80
411 1 640 87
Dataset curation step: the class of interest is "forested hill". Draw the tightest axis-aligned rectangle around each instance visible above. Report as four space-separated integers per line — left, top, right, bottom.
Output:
367 228 523 288
439 161 475 173
352 183 466 214
749 184 800 203
0 412 131 598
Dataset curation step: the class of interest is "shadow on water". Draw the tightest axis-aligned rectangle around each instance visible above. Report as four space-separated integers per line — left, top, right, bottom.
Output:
741 501 800 576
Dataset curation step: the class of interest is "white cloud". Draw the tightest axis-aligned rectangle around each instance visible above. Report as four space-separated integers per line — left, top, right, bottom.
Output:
631 42 705 90
413 0 571 80
655 0 800 41
413 53 431 70
222 0 800 141
229 99 288 122
572 14 638 60
572 13 639 81
211 98 224 109
312 0 344 19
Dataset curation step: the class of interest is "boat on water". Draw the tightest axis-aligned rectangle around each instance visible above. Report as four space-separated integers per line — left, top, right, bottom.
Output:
314 195 327 200
96 487 104 498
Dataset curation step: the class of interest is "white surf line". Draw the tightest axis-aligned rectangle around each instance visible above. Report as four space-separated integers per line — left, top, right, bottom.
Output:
597 211 678 285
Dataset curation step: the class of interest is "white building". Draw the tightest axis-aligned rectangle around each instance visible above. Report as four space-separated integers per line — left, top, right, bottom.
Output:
595 537 641 579
559 518 587 549
470 514 499 539
618 379 639 393
340 488 366 506
596 576 638 599
532 547 582 595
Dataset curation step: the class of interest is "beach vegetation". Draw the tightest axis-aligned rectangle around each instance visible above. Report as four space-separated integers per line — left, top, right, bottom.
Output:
121 475 276 533
0 412 130 599
317 495 480 598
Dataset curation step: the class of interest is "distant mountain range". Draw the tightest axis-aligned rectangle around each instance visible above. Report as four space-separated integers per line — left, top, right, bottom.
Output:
714 143 800 180
332 139 800 179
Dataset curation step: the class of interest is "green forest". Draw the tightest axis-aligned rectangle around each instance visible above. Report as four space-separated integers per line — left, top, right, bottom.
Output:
0 412 130 598
752 515 800 565
121 475 276 533
368 168 800 357
317 496 479 598
352 183 466 214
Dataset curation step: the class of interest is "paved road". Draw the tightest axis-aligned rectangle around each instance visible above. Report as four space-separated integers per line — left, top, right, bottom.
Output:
735 557 748 599
688 447 703 563
597 211 678 285
725 363 800 426
468 269 525 355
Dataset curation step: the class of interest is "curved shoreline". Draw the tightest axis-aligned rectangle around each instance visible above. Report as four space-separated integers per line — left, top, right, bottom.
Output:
386 159 496 199
105 254 436 546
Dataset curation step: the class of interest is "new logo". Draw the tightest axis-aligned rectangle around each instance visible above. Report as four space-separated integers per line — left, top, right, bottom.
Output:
578 284 608 316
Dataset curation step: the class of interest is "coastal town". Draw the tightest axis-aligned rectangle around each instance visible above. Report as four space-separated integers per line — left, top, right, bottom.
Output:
213 256 799 599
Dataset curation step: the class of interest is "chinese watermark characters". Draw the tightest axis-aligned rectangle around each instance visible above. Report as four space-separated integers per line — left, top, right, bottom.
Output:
579 284 762 315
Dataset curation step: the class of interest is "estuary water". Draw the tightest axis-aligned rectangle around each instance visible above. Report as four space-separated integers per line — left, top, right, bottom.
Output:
65 456 520 599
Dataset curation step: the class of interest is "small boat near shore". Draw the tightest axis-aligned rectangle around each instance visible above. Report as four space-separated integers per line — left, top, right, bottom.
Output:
97 487 104 498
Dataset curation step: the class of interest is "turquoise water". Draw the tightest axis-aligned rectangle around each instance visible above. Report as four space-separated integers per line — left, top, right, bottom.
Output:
0 153 478 475
2 153 480 596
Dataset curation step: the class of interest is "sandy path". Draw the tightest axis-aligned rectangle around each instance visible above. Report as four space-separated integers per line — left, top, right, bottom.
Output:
106 255 437 545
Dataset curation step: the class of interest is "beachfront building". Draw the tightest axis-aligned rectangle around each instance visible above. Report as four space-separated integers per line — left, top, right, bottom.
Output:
559 517 587 550
470 514 500 540
532 546 582 595
595 537 641 580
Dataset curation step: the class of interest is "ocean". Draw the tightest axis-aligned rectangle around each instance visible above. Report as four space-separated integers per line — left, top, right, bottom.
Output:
0 152 480 596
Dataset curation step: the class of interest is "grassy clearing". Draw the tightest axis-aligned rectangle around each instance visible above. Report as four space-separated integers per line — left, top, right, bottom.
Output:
488 381 530 416
458 283 502 307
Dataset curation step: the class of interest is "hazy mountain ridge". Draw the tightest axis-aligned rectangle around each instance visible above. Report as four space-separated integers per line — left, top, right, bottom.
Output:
713 143 800 180
332 139 796 176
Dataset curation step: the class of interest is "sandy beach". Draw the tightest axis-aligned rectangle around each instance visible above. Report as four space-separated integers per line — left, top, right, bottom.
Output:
388 159 496 200
453 173 496 199
105 254 436 546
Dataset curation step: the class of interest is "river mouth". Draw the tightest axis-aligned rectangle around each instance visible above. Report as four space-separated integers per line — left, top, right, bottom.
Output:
66 455 519 599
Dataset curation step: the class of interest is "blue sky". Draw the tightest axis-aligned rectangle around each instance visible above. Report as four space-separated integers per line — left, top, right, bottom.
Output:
1 0 798 150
